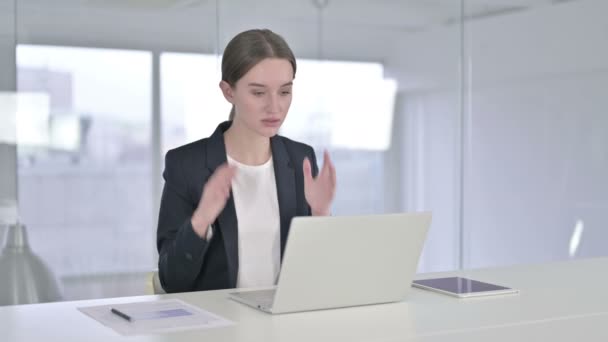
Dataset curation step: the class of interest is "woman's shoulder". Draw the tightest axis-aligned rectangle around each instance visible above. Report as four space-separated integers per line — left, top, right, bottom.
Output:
166 122 228 160
165 137 210 163
274 135 315 157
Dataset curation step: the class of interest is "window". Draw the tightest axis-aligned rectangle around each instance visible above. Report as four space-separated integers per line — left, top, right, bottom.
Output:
161 53 397 216
16 45 154 299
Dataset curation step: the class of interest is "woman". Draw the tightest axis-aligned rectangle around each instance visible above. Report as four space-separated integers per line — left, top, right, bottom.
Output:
157 29 337 293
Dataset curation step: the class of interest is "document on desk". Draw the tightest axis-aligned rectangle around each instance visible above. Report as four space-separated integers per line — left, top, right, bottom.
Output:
78 299 234 336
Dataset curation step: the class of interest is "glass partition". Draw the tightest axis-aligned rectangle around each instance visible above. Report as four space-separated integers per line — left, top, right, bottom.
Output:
4 0 606 304
463 0 608 268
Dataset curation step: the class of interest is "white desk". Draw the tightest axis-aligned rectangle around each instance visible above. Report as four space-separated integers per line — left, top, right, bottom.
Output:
3 257 608 342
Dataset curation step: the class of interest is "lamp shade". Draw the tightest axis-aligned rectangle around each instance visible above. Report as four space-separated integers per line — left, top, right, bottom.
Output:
0 223 62 305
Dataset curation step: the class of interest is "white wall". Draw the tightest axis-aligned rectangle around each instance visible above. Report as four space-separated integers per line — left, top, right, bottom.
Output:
466 72 608 267
466 0 608 267
467 0 608 86
399 90 461 272
392 0 608 270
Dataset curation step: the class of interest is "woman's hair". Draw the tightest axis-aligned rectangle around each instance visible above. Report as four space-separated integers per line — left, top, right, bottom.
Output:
221 29 297 120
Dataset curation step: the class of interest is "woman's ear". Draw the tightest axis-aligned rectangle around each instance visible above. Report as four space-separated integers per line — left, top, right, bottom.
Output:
219 80 234 104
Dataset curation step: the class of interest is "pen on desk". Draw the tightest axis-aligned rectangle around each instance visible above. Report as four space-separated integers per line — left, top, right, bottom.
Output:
110 308 132 322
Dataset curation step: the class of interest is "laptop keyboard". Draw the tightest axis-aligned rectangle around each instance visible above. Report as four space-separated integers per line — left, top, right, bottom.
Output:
235 289 276 308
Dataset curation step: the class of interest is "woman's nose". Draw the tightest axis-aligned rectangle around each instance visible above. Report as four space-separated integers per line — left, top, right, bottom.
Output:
266 94 280 113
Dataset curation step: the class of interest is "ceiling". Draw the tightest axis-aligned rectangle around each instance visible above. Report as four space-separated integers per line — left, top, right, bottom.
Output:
14 0 577 33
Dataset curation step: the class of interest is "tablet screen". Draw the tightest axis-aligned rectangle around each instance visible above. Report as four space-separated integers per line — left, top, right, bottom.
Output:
413 277 511 294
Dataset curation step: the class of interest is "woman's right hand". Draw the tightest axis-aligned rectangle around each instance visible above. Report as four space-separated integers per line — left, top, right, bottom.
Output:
191 164 237 238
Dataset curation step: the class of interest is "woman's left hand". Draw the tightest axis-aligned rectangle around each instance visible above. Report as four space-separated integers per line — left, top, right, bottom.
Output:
303 150 336 216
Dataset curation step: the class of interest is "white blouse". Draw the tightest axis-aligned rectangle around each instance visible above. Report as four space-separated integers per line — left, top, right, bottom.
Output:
227 155 281 288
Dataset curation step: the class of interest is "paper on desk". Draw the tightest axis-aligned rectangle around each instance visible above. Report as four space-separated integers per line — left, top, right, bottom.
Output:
78 299 234 336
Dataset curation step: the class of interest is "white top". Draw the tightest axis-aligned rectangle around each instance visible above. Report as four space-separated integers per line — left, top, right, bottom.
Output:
227 155 281 288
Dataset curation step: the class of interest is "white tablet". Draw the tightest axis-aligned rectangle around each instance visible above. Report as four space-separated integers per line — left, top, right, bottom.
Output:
412 277 519 298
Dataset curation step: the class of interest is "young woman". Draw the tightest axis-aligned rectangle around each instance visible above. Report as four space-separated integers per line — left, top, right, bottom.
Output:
157 29 337 293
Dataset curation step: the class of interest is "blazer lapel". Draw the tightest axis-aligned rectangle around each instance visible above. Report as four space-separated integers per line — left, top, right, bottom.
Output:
271 136 297 260
206 121 239 288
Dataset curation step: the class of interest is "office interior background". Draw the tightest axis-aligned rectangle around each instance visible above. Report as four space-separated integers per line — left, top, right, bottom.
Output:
0 0 606 303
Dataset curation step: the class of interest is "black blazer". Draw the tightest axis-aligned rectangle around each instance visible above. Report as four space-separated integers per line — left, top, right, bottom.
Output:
156 121 318 293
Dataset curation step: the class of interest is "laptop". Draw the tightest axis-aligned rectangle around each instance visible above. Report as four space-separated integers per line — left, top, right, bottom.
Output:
229 212 431 314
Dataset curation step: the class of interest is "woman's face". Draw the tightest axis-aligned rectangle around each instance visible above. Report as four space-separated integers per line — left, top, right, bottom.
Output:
222 58 294 138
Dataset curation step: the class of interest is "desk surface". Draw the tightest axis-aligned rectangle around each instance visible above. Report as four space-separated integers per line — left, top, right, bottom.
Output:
3 257 608 342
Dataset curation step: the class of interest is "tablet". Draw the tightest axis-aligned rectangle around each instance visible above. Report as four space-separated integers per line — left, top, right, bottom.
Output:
412 277 519 298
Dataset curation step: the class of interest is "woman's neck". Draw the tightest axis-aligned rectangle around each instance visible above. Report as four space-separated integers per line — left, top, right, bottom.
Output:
224 120 271 166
